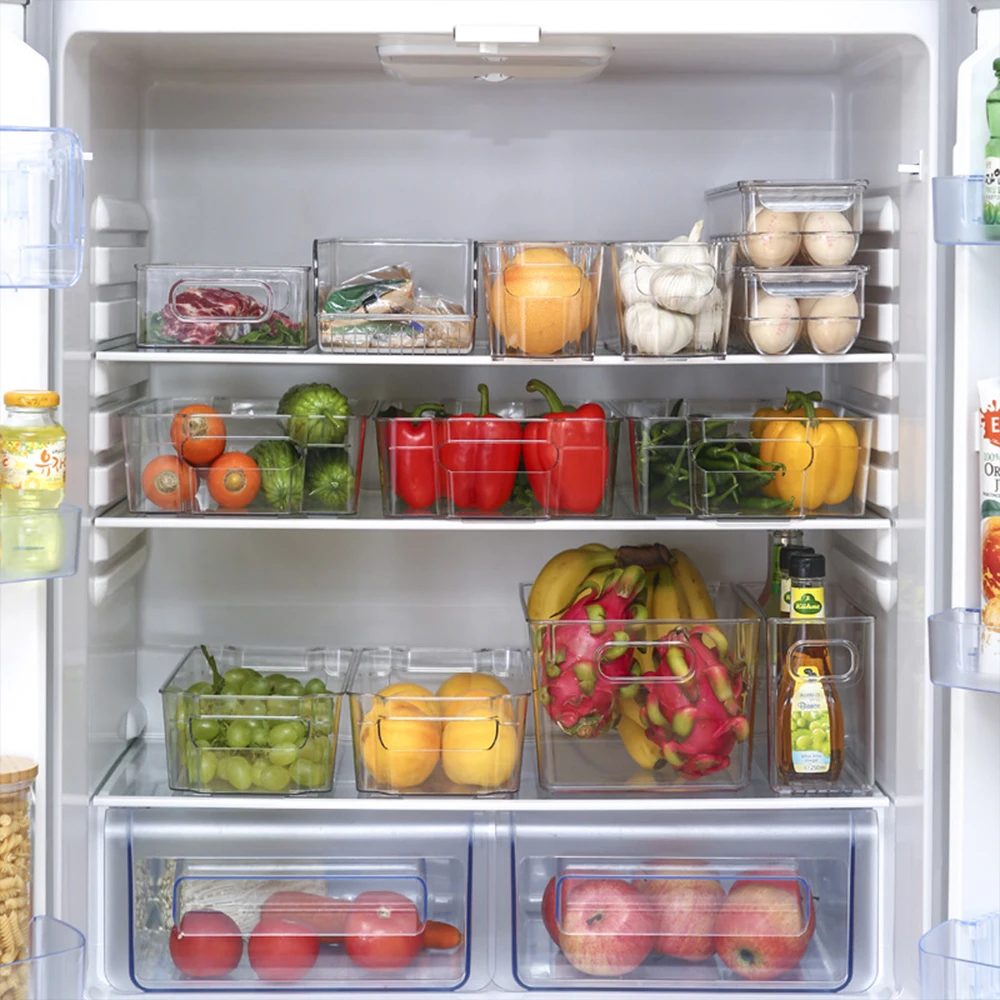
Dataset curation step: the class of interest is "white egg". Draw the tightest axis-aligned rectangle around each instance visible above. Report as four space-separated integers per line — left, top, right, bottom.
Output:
801 211 856 265
746 290 801 355
745 208 801 267
798 297 819 317
805 293 861 354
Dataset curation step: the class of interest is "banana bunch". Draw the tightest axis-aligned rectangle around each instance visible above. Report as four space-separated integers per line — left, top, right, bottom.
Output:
525 543 619 621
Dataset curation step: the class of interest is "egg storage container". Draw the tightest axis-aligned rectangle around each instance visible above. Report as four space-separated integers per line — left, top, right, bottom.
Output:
0 757 37 971
610 238 736 358
616 399 694 517
704 181 868 267
122 396 369 516
524 583 762 793
136 265 311 349
736 266 868 356
687 399 873 518
920 912 1000 1000
347 647 531 796
928 608 1000 694
314 239 476 354
0 917 86 1000
481 242 603 359
160 646 350 794
375 394 620 518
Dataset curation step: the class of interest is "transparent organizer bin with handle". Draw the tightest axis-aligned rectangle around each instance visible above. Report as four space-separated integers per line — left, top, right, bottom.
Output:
122 397 369 516
767 587 875 796
523 582 762 793
480 242 604 360
0 504 81 584
687 399 873 519
0 916 85 1000
347 647 531 796
375 397 620 519
704 180 868 267
928 609 1000 694
511 809 875 992
159 646 350 795
609 239 736 358
314 239 476 354
136 265 311 350
920 912 1000 1000
617 399 694 518
932 176 1000 245
125 811 471 992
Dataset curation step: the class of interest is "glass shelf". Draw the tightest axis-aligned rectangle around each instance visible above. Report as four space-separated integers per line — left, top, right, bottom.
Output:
0 915 85 1000
0 504 81 584
0 127 86 289
932 176 1000 246
928 609 1000 695
920 912 1000 1000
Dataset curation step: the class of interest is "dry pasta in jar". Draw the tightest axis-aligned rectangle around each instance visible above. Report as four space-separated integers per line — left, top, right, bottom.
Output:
0 757 36 1000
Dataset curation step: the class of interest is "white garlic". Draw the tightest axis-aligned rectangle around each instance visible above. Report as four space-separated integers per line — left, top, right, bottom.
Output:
624 301 694 355
805 293 860 354
801 211 856 266
745 208 801 267
746 290 801 355
650 264 716 314
693 286 724 351
616 250 659 307
656 220 713 268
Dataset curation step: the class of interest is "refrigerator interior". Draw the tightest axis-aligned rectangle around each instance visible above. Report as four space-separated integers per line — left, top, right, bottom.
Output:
39 20 940 999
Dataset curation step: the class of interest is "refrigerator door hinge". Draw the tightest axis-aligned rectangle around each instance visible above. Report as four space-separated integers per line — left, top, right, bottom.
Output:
897 151 926 180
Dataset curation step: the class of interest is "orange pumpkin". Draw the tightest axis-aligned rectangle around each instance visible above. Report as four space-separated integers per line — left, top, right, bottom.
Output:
984 518 1000 601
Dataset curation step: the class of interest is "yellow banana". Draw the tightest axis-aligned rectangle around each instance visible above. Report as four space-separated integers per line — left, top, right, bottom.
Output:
618 716 666 771
618 692 646 728
669 548 716 620
527 545 616 621
650 565 689 620
578 543 612 554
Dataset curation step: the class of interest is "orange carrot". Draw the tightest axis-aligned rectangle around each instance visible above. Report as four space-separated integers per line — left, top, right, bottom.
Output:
423 920 463 950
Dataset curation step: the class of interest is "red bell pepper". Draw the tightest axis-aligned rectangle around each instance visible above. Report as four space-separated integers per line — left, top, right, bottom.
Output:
438 384 522 512
384 402 446 511
523 379 609 514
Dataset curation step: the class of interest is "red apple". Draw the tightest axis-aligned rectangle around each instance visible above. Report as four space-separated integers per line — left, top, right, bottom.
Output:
557 878 656 977
635 877 725 962
541 877 560 944
714 872 816 981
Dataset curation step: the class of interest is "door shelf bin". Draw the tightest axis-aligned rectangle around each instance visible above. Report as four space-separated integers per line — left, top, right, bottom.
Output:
115 810 471 992
920 912 1000 1000
932 176 1000 245
0 504 81 584
928 609 1000 694
0 916 85 1000
524 583 763 793
347 647 531 796
122 397 369 516
512 810 878 992
159 645 350 795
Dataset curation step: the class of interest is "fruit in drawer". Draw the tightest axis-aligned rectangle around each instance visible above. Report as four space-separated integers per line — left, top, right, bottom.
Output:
170 404 226 466
169 909 243 978
277 382 351 446
527 544 618 621
557 878 656 977
248 918 320 981
632 873 724 962
713 874 816 980
441 692 518 787
489 248 595 356
345 890 423 970
360 701 440 788
142 455 196 510
436 673 510 719
373 682 438 725
541 877 561 944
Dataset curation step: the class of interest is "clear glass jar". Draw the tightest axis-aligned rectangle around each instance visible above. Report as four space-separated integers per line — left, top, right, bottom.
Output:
0 756 37 986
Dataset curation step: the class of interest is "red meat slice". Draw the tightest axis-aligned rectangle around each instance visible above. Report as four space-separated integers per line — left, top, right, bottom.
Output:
159 284 287 345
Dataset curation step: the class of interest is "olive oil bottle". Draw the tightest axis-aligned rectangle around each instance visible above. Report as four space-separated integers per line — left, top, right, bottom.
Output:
757 530 804 617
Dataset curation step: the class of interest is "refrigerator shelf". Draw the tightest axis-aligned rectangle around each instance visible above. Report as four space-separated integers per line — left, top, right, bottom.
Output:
0 504 81 584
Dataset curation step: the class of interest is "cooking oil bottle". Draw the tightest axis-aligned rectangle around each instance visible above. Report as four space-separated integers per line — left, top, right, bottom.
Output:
0 391 67 576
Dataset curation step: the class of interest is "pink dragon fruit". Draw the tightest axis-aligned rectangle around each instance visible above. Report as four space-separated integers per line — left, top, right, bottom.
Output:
536 565 648 739
637 624 751 778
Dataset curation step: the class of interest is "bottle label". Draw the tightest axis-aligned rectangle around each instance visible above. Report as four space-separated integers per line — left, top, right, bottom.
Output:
789 663 832 774
791 584 825 618
0 439 66 491
986 157 1000 223
780 573 792 614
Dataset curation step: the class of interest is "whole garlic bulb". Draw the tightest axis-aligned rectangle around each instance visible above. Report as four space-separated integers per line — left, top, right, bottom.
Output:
801 211 856 266
805 292 860 354
746 290 801 355
656 220 713 268
693 286 724 351
745 208 801 267
624 301 694 355
616 250 659 308
650 264 716 314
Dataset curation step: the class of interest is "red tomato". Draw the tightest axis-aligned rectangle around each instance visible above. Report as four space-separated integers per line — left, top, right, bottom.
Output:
248 918 319 981
344 890 423 970
168 910 243 978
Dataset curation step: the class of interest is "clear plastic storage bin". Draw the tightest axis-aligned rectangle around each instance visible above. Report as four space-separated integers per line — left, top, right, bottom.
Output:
159 645 350 794
348 647 531 796
928 609 1000 694
0 916 85 1000
375 396 620 518
481 242 603 359
0 126 86 289
932 176 1000 245
767 588 875 796
0 504 81 583
136 265 311 350
610 240 736 358
705 180 867 267
512 810 874 992
735 265 868 356
122 396 368 515
524 583 762 793
618 400 693 517
920 912 1000 1000
314 239 476 353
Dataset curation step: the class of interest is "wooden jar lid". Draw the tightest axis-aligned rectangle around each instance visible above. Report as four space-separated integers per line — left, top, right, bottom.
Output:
0 756 38 784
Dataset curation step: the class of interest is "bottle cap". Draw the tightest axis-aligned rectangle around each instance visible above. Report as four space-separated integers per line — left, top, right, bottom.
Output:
4 390 59 408
779 545 814 572
0 755 38 785
789 552 826 579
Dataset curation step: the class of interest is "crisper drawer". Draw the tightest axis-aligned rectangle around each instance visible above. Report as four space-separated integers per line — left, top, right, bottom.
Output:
511 810 879 993
101 810 472 993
